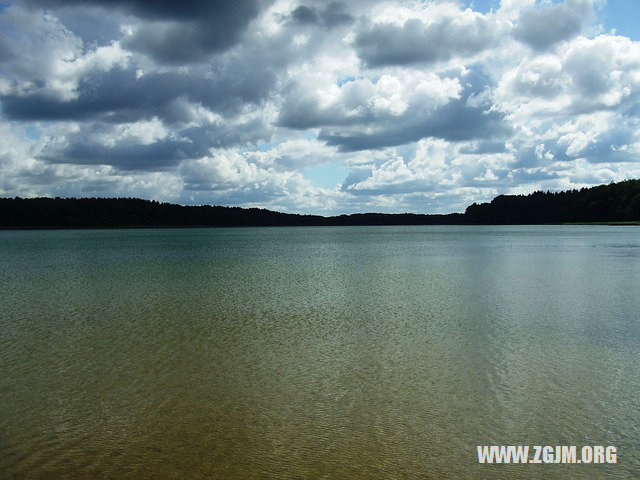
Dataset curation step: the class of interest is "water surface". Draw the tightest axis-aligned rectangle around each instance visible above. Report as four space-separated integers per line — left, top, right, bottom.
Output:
1 226 639 478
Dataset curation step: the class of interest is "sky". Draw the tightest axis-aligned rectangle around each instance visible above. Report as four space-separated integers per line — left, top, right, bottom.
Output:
1 0 640 214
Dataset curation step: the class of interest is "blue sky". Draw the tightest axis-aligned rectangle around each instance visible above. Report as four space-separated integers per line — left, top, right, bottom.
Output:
1 0 640 213
600 0 640 40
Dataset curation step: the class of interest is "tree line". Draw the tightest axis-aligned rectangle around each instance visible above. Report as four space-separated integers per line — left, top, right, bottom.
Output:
1 179 638 228
464 179 640 224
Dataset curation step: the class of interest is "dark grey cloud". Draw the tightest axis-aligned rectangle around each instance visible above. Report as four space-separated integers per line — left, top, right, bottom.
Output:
291 5 320 24
319 2 354 27
35 114 272 171
289 2 353 28
317 69 511 151
25 0 253 22
2 69 165 121
319 102 509 151
42 139 196 170
26 0 262 63
122 3 261 64
52 6 125 46
1 59 276 122
513 0 594 51
355 14 496 67
276 82 364 130
459 141 507 155
0 36 14 62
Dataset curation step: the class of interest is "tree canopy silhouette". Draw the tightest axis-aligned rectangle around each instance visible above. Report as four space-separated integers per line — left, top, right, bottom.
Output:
1 179 638 228
464 179 640 224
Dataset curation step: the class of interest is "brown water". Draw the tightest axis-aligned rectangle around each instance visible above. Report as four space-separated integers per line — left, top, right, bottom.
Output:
1 226 639 478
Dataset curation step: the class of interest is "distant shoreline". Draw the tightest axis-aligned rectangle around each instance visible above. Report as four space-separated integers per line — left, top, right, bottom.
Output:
2 222 640 231
1 179 639 229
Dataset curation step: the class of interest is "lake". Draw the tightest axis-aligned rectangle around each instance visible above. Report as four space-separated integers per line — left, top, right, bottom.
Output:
1 226 639 479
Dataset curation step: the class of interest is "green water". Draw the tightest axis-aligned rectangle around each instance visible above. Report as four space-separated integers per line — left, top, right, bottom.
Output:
1 226 639 479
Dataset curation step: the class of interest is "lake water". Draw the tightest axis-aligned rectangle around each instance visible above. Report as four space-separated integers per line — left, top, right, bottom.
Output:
1 226 639 479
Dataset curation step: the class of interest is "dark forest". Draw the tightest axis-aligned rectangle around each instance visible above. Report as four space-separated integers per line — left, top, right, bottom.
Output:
1 179 639 228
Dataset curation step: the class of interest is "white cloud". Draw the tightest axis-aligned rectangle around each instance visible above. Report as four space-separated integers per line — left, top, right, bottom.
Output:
355 2 507 67
0 5 130 100
1 0 639 213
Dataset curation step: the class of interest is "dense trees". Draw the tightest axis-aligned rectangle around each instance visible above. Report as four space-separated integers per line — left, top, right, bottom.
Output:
464 179 640 224
0 197 462 228
1 179 638 228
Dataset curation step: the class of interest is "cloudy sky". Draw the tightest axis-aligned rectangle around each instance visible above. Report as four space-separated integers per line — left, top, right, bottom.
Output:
1 0 640 213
